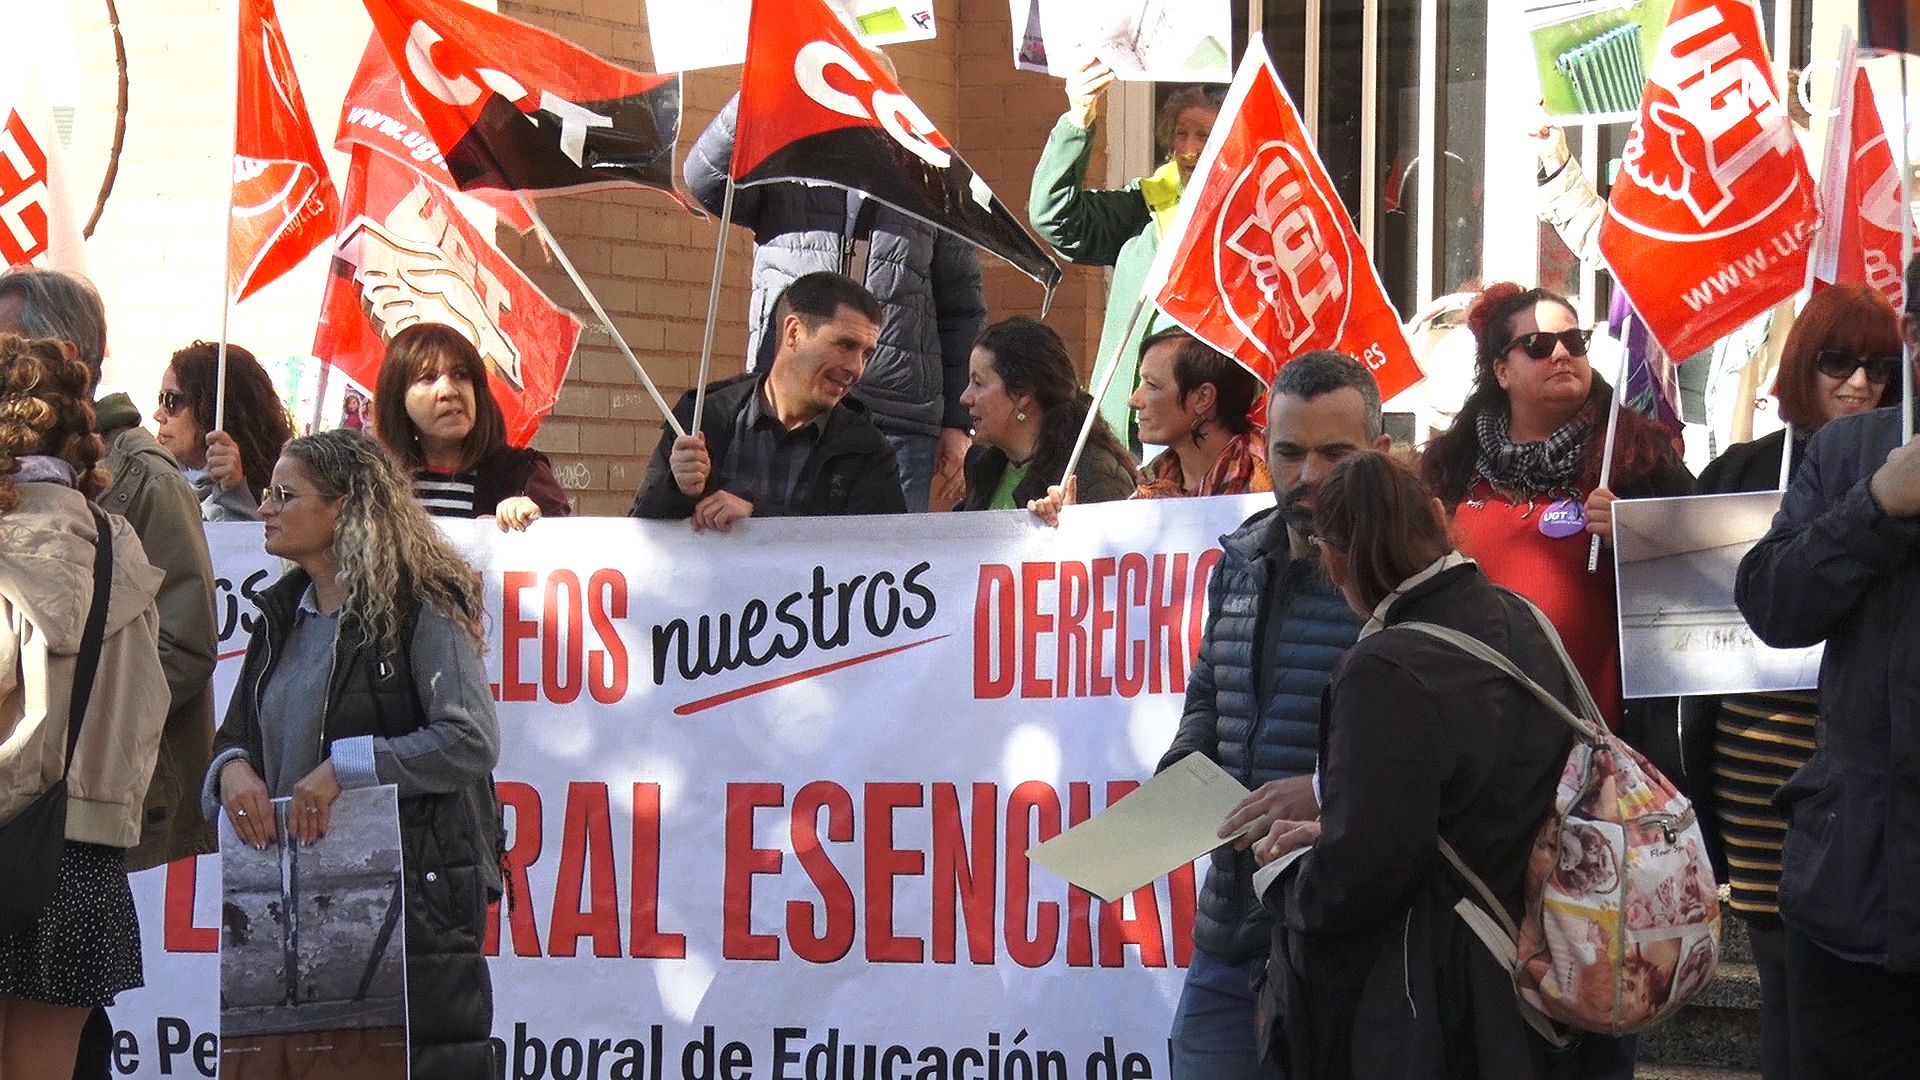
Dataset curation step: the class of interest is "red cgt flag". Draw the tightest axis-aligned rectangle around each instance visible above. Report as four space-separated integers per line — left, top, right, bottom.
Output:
358 0 682 199
1814 63 1911 307
1146 41 1420 400
312 145 582 445
231 0 337 301
334 35 534 233
1598 0 1815 360
733 0 1060 293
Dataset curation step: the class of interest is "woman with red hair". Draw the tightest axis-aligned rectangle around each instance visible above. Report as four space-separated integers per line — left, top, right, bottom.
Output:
1689 283 1903 1080
1419 283 1692 735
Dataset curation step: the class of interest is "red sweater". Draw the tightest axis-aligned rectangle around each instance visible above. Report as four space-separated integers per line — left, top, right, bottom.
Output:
1450 486 1622 732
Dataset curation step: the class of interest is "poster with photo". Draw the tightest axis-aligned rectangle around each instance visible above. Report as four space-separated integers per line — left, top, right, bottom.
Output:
648 0 936 73
219 786 408 1079
1523 0 1673 122
1011 0 1232 82
1614 492 1824 698
264 355 374 436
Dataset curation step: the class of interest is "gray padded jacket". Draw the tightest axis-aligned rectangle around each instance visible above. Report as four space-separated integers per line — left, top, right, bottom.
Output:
684 95 986 438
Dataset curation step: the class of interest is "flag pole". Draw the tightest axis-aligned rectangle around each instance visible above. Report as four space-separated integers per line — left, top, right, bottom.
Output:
1059 295 1151 491
214 0 240 434
1778 421 1793 492
1902 55 1915 446
1586 367 1626 573
514 192 688 439
692 178 738 433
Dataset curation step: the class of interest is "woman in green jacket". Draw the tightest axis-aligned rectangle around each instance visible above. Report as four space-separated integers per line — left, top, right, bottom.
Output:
1028 58 1223 448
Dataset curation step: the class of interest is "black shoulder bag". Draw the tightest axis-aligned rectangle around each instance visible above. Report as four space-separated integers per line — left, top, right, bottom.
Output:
0 505 116 938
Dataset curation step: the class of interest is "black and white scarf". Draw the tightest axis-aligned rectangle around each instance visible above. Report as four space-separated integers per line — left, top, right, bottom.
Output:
1473 408 1588 499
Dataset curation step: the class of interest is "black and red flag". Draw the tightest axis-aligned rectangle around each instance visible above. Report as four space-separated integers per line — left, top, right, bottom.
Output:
333 35 534 231
358 0 682 199
732 0 1061 293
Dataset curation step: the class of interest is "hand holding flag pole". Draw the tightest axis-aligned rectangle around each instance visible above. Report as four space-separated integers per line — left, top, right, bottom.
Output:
1587 369 1626 573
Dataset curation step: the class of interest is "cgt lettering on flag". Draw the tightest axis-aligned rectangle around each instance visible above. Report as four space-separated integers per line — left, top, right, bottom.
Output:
0 111 51 264
358 0 684 199
732 0 1060 294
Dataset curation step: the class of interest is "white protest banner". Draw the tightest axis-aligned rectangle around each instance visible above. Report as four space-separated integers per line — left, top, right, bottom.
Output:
108 497 1268 1079
649 0 936 74
1614 491 1822 697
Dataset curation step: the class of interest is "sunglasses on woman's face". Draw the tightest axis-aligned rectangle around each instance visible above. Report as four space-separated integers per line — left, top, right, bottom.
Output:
1814 349 1902 385
1503 329 1592 360
157 389 186 416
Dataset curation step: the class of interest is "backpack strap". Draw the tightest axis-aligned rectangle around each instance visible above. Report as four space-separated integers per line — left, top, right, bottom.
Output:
1393 605 1607 745
59 505 115 779
1388 598 1600 1050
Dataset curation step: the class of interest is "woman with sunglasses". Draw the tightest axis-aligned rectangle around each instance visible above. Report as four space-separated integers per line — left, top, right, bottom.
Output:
152 342 294 521
1683 283 1903 1080
374 323 570 531
205 429 502 1077
1419 282 1691 738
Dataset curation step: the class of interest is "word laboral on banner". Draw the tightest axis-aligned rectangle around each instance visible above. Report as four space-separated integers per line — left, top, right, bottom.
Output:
107 498 1269 1079
1598 0 1816 360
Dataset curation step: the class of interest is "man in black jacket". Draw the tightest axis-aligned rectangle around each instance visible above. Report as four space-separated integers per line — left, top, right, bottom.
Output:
1156 351 1389 1080
629 272 907 527
1737 398 1920 1077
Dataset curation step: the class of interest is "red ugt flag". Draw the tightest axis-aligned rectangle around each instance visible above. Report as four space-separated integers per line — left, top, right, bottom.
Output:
232 0 337 301
334 36 534 233
313 146 582 445
733 0 1060 292
1146 40 1420 400
1598 0 1815 359
1814 64 1911 307
359 0 682 199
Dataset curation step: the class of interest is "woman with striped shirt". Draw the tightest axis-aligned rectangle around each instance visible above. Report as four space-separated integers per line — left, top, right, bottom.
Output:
373 323 570 530
1695 283 1902 1080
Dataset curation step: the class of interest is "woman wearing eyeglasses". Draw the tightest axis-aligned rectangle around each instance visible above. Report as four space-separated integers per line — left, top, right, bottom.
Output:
204 429 503 1077
374 323 570 531
1419 282 1691 737
1684 283 1903 1080
151 342 294 521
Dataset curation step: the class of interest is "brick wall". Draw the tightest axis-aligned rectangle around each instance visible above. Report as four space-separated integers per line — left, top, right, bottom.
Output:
64 0 1112 517
503 0 1113 514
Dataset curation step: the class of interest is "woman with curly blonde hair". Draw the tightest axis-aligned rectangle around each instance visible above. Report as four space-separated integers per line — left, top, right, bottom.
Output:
0 336 167 1077
204 428 502 1077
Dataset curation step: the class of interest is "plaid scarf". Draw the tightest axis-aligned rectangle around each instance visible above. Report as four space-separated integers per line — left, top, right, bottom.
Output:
1133 431 1273 500
1473 407 1588 499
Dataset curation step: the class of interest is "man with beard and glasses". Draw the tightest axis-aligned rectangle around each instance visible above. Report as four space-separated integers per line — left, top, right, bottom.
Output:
1155 351 1390 1079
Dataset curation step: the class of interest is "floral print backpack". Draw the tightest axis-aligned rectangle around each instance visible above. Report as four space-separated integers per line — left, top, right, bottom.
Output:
1400 596 1721 1038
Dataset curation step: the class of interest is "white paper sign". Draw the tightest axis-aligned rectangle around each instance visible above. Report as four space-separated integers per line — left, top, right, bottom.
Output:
1614 491 1823 697
1010 0 1232 82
